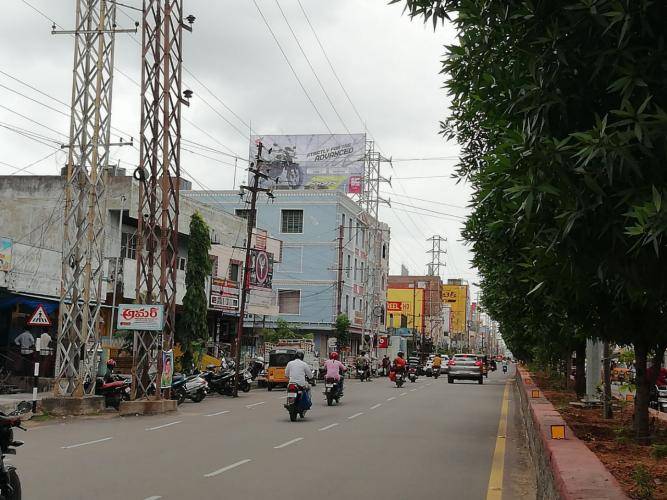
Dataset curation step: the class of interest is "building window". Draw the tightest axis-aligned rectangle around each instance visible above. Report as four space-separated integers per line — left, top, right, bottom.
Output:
341 213 346 230
178 257 187 271
348 219 353 240
344 295 349 315
281 209 303 233
353 297 356 311
355 222 360 245
360 262 364 282
354 258 358 280
382 244 387 259
361 228 365 248
229 261 241 282
346 255 351 278
278 290 301 315
120 232 136 260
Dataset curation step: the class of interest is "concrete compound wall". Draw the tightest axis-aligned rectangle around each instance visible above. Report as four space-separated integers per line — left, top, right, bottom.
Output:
516 367 628 500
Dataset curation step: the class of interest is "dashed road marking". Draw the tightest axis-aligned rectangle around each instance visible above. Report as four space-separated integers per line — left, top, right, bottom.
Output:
386 396 396 401
204 459 252 478
410 388 418 392
347 412 364 420
61 437 112 449
370 403 382 410
146 421 181 431
274 437 304 449
205 410 230 417
400 392 408 396
246 401 266 408
144 496 162 500
318 423 339 431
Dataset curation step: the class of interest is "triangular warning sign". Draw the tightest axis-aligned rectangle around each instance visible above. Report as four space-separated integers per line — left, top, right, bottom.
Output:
27 305 52 327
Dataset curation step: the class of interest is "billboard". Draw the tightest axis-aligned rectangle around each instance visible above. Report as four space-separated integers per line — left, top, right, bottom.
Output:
250 134 366 192
209 278 239 314
117 304 164 331
442 285 468 335
249 250 274 289
0 238 12 272
385 287 424 332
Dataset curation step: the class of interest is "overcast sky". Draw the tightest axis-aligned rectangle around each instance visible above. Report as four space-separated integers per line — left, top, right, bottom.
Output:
0 0 479 293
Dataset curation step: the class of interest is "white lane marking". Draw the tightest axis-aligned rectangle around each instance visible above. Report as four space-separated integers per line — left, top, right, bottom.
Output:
410 388 418 392
370 403 382 410
274 437 304 449
426 383 433 386
347 412 364 420
145 421 182 431
61 437 112 449
144 496 162 500
400 392 408 396
386 396 396 401
205 410 230 417
318 423 339 431
204 459 252 478
246 401 266 408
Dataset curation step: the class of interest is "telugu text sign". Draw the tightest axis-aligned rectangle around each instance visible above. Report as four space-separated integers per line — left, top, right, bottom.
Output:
209 278 239 313
117 304 164 331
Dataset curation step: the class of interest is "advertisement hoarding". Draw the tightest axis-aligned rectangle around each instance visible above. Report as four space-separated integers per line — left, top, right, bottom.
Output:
0 238 12 272
250 134 366 192
209 278 239 314
117 304 164 331
249 250 274 289
385 288 425 332
441 285 468 334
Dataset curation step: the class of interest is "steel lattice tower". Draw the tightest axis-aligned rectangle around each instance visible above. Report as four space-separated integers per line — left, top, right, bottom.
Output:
132 0 191 399
427 235 447 277
54 0 120 397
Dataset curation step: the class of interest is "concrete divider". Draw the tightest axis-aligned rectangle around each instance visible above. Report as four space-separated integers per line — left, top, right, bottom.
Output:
516 367 628 500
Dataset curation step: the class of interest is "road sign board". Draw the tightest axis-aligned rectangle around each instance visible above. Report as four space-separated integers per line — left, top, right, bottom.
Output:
27 305 52 326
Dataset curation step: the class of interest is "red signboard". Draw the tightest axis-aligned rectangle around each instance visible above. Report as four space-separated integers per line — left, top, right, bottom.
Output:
378 336 389 349
27 305 51 326
387 301 402 312
348 175 362 194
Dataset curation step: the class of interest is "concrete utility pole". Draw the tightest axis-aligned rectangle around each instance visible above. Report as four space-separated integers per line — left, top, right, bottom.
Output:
132 0 193 399
336 224 344 316
54 0 136 397
233 141 272 397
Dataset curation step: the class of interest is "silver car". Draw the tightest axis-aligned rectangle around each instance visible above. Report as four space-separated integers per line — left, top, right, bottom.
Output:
447 354 483 385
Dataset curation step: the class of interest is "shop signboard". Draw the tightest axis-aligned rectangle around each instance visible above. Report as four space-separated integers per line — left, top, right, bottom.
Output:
249 250 274 289
117 304 164 331
209 278 239 314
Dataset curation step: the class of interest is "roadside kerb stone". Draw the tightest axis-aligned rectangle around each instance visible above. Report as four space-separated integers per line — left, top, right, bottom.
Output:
516 367 628 500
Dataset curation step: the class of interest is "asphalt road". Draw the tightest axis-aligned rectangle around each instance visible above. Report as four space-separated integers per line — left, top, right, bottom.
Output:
12 366 534 500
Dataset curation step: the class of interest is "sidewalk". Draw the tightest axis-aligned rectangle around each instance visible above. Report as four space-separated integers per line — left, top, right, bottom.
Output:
0 391 51 414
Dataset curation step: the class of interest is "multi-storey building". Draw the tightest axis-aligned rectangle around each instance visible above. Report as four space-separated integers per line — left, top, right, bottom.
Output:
183 189 390 356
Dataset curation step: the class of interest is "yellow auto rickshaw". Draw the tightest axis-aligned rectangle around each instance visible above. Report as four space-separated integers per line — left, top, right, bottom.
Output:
267 348 298 391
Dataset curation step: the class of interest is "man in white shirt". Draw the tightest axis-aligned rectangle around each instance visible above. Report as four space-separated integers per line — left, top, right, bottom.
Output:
14 329 35 355
39 331 52 355
284 351 313 387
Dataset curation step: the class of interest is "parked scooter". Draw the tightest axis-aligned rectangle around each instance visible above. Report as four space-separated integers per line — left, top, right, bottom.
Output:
0 401 30 500
650 384 667 413
323 377 343 406
284 378 315 421
171 373 208 403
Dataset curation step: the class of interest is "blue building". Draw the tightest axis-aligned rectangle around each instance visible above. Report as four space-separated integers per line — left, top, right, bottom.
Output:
183 189 390 355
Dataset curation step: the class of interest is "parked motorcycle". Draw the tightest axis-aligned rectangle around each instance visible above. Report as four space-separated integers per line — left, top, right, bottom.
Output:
0 401 30 500
324 377 343 406
285 379 314 421
95 375 131 410
650 384 667 413
171 373 207 403
408 367 418 383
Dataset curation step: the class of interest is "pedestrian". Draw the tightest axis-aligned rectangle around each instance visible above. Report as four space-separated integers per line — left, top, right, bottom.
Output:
14 327 35 375
382 355 390 377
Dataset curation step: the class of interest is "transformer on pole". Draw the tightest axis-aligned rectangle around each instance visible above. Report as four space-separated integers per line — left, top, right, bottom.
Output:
54 0 135 396
132 1 192 399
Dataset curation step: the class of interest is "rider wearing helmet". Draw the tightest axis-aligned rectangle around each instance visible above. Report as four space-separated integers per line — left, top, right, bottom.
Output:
393 351 407 374
324 351 347 393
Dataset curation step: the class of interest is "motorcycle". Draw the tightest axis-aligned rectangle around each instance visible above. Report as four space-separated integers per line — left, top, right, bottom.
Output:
170 373 208 403
408 367 418 383
502 364 508 374
285 379 315 421
395 371 405 388
650 385 667 413
0 401 30 500
356 365 370 382
95 375 131 410
324 377 343 406
263 145 303 190
433 366 441 379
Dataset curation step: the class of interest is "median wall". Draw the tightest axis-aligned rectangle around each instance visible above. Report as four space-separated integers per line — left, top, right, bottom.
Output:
516 367 627 500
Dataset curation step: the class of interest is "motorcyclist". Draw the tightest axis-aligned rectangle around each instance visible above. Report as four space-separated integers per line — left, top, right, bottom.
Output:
356 351 371 379
285 351 314 409
432 353 442 374
104 359 116 383
393 351 407 374
324 351 347 394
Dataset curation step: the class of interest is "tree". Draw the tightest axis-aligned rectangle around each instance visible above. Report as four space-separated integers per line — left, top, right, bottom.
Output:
395 0 667 442
335 314 351 348
176 212 212 370
260 318 311 344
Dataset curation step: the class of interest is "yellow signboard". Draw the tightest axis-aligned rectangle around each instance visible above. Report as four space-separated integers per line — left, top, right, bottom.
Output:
442 284 468 334
385 287 424 332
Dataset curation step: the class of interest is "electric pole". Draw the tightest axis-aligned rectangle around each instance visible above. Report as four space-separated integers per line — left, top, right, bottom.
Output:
233 141 273 396
132 1 194 399
54 0 136 397
336 224 344 316
426 235 447 277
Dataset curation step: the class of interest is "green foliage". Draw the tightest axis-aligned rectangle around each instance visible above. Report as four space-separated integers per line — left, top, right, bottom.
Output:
261 318 311 344
335 314 351 348
631 464 654 499
619 349 636 366
396 0 667 441
650 444 667 460
176 212 212 369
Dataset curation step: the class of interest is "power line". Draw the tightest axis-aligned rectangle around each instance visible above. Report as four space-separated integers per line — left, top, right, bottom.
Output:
380 190 467 210
274 0 351 135
251 0 332 134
